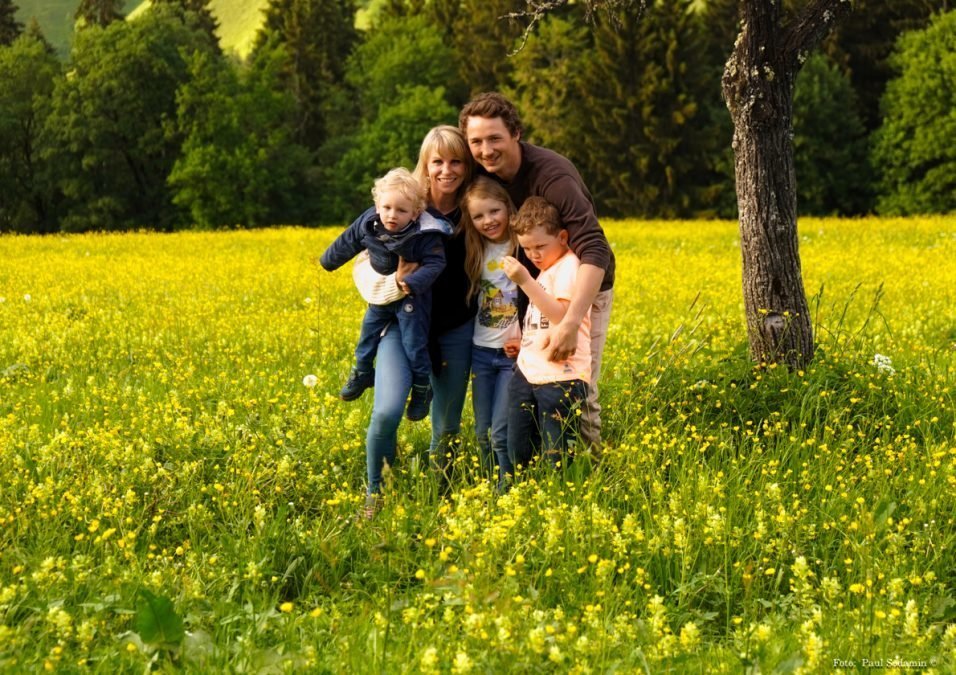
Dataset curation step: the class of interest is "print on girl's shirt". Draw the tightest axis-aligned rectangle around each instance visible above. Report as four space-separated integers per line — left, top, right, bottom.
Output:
473 241 520 349
478 280 518 329
477 256 518 330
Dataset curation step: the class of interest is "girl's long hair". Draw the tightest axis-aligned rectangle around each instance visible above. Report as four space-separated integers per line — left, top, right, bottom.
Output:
462 176 518 303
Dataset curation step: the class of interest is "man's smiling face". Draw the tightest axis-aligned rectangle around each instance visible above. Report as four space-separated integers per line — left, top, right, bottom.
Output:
464 116 522 182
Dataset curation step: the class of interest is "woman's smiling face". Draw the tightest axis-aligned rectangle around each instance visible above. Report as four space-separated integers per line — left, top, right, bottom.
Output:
426 152 466 202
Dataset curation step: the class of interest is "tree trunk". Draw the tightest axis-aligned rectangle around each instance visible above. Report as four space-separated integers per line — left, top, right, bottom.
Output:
722 0 851 368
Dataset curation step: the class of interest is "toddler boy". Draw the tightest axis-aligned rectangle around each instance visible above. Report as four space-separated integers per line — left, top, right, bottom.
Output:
320 168 451 420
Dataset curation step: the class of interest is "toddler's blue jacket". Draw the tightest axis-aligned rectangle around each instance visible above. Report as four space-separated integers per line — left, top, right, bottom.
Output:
320 206 452 298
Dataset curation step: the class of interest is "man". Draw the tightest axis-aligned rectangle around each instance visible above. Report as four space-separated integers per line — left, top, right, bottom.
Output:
460 92 615 451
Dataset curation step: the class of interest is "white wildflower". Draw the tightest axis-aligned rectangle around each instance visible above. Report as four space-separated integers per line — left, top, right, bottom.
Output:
872 353 895 375
302 374 318 388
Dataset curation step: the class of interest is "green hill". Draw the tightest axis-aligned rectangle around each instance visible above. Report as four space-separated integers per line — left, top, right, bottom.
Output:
126 0 268 58
15 0 76 55
15 0 270 58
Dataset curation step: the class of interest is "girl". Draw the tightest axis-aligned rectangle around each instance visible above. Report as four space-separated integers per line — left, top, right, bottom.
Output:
462 177 520 488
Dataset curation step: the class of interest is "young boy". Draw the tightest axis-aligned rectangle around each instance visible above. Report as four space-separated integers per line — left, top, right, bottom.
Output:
502 196 591 470
320 168 452 420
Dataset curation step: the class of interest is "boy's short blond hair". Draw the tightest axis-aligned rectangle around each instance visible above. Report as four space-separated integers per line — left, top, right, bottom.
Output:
372 168 427 212
511 196 561 236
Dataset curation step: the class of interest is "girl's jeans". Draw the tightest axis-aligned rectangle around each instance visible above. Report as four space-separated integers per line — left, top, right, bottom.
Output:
471 345 515 481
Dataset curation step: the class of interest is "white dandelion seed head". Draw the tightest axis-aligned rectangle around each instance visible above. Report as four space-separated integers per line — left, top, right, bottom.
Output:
23 294 31 302
302 374 318 388
872 353 895 375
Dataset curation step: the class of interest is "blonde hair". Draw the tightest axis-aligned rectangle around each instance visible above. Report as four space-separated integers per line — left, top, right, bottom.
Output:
372 168 426 213
413 125 474 208
462 176 518 302
511 196 561 236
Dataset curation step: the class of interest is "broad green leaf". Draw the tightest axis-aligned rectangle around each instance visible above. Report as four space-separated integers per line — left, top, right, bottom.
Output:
134 588 185 647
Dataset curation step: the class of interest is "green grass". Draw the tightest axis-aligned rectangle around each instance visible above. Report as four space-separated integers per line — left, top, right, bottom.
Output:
0 218 954 671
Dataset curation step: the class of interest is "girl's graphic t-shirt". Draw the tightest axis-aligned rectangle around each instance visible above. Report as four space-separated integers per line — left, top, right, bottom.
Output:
473 240 520 348
517 250 592 384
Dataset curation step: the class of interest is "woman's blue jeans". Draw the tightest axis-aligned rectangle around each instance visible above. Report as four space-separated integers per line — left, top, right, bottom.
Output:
365 324 412 494
365 319 473 494
471 345 515 481
428 320 474 469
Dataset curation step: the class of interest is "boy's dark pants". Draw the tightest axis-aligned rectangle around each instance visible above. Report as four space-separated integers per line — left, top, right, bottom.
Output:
507 367 587 470
354 296 432 385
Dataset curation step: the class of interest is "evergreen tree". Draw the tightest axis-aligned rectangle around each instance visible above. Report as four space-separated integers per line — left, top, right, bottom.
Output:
320 12 458 220
824 0 940 131
169 46 313 228
792 53 871 215
372 0 586 102
45 4 216 231
323 84 456 219
253 0 358 150
0 0 23 45
872 9 956 215
693 0 739 218
450 0 526 95
151 0 221 50
24 17 56 54
508 10 590 165
74 0 124 28
562 2 721 217
346 13 462 115
0 34 60 232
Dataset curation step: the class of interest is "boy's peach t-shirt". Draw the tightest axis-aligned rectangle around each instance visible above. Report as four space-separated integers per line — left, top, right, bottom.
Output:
517 250 592 385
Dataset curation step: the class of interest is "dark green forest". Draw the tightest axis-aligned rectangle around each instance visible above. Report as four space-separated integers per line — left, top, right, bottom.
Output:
0 0 953 233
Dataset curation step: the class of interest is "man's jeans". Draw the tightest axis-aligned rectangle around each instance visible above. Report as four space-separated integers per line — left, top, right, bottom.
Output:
580 288 614 449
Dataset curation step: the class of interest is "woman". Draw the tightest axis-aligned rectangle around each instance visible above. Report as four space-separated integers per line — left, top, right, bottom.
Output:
360 126 475 509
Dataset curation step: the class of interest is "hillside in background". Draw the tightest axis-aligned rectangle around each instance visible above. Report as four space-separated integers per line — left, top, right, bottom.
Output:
15 0 271 58
126 0 267 58
15 0 75 55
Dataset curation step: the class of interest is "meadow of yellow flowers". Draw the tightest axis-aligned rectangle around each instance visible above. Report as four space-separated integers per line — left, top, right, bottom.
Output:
0 218 954 672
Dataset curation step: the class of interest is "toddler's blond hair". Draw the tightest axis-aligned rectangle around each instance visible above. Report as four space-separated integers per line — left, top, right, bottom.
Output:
372 168 426 213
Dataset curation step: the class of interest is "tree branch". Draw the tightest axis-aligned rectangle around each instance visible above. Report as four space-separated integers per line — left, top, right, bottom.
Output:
503 0 647 55
783 0 854 70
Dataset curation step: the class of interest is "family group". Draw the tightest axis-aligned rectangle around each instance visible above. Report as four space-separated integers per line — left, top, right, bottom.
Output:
319 93 616 514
